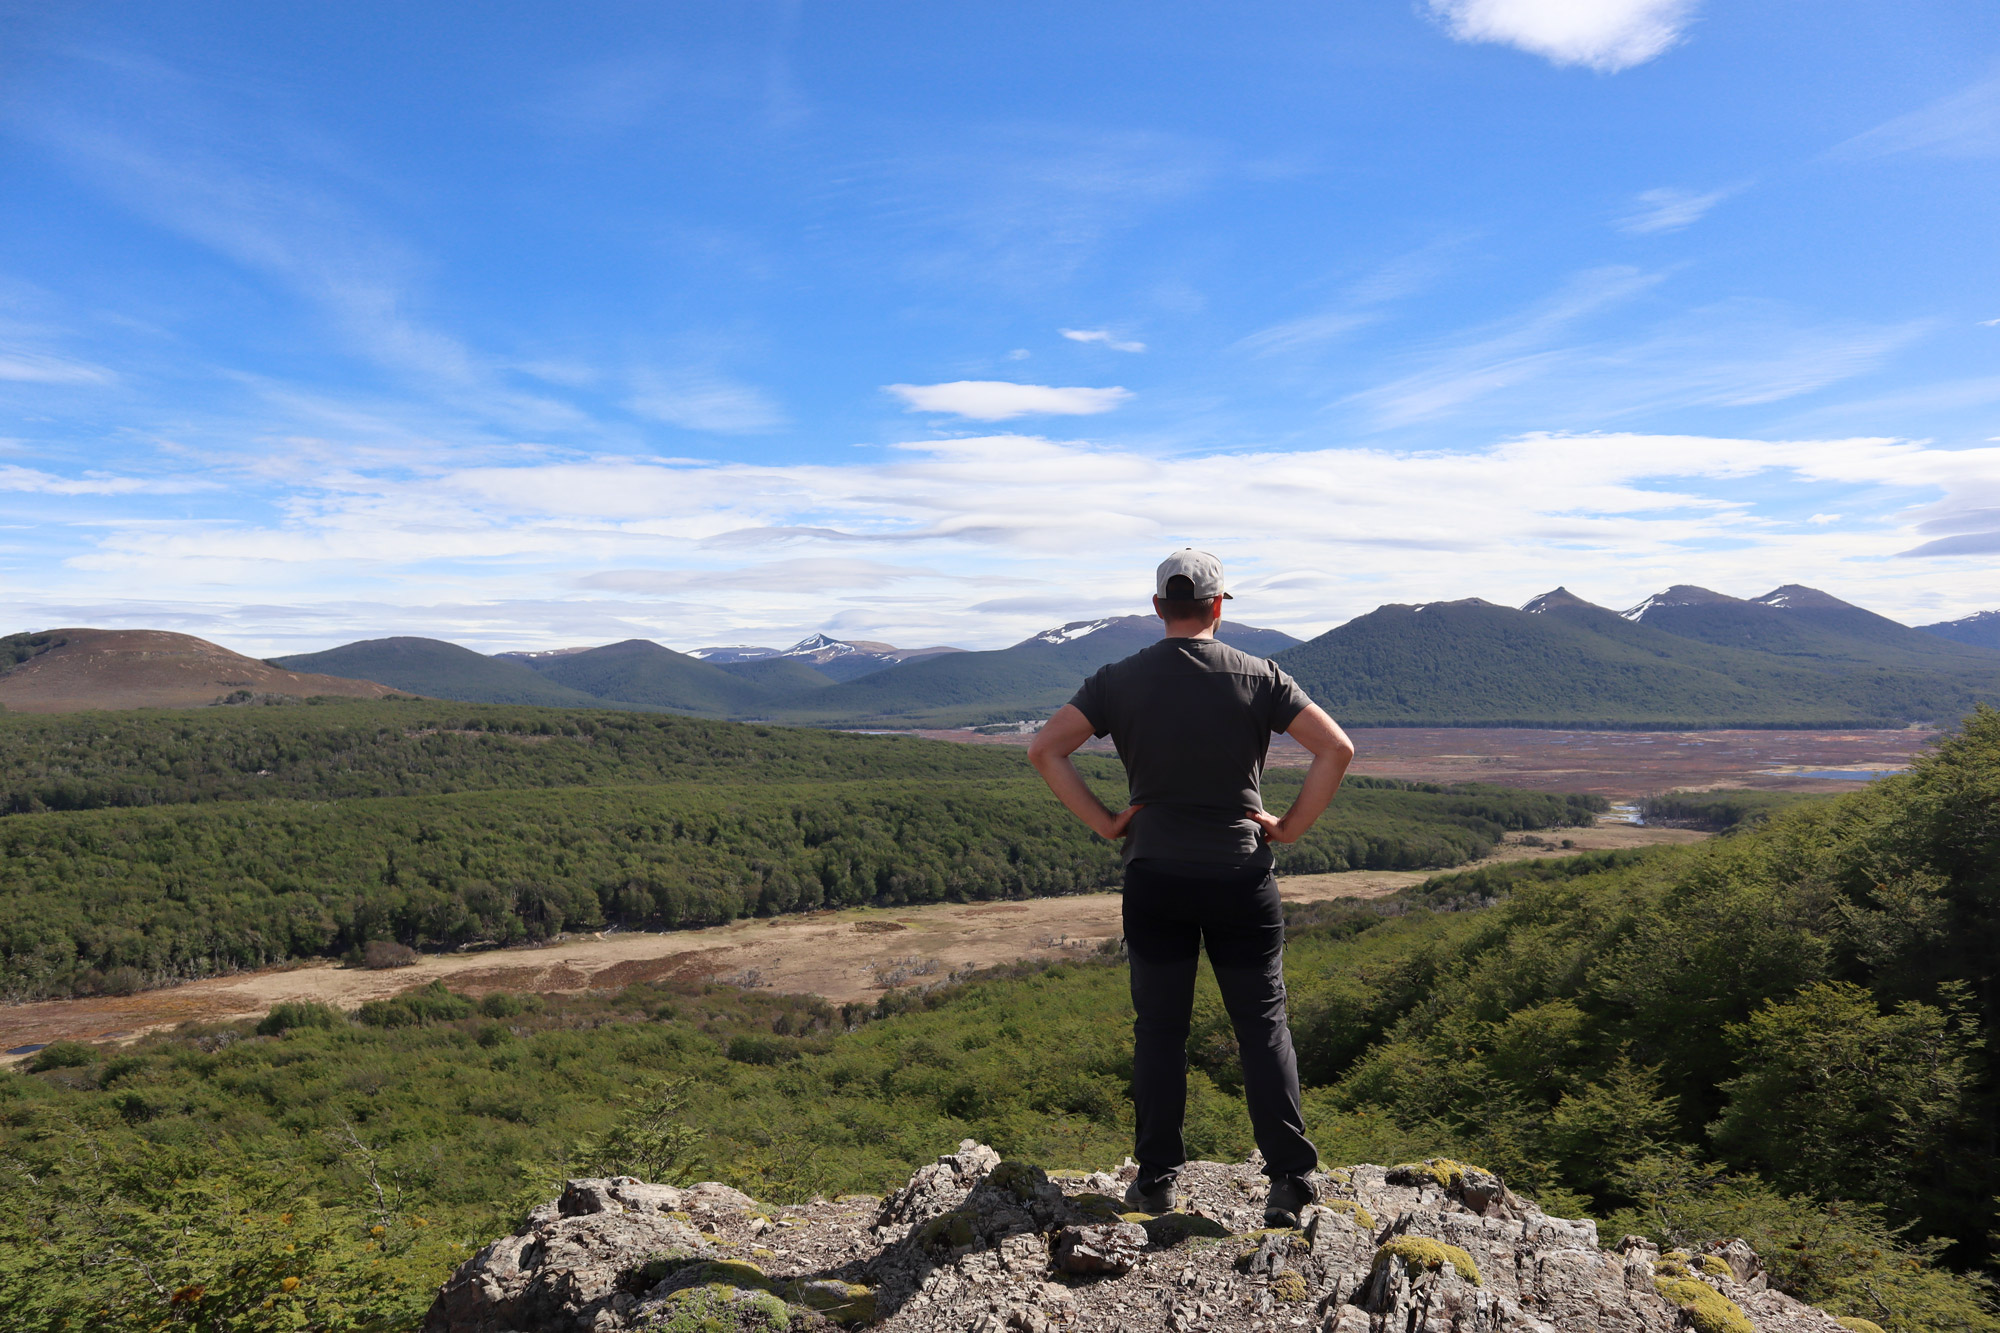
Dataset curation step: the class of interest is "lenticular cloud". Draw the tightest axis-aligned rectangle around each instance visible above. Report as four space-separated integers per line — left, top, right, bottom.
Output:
1427 0 1696 72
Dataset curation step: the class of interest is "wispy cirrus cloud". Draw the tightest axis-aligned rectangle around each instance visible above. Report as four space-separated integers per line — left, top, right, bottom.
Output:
884 381 1132 421
1345 268 1924 429
1426 0 1697 73
1618 186 1736 235
1833 74 2000 161
0 464 204 496
1236 242 1461 358
13 61 594 440
1061 328 1146 353
0 350 117 385
627 371 787 433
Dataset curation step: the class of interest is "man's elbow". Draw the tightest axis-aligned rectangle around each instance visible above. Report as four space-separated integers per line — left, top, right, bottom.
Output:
1025 736 1057 770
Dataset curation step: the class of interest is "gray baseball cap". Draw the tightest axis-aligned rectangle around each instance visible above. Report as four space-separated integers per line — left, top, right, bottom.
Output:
1155 548 1232 600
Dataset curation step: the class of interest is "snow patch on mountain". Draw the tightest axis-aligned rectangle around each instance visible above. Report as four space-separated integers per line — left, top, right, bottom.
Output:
1032 619 1116 645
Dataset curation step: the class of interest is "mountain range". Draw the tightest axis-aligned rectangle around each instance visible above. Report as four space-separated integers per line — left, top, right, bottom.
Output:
273 618 1302 726
1920 609 2000 651
1275 584 2000 727
7 585 1995 727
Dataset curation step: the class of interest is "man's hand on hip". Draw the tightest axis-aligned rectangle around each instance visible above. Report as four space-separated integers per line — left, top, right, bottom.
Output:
1247 809 1303 844
1098 804 1144 840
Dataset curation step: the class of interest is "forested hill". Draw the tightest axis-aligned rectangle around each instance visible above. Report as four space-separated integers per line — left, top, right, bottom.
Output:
0 700 1032 814
0 700 1602 999
1273 587 2000 726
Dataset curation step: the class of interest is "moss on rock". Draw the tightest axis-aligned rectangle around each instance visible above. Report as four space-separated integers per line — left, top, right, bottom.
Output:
1269 1270 1311 1303
1835 1319 1886 1333
699 1260 774 1291
1373 1237 1483 1287
1654 1276 1754 1333
1317 1199 1376 1231
1696 1255 1733 1280
640 1283 790 1333
1389 1158 1484 1191
788 1279 875 1325
913 1209 978 1251
985 1160 1049 1200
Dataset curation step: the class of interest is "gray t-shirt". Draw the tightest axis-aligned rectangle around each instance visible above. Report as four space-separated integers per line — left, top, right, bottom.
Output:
1067 636 1314 871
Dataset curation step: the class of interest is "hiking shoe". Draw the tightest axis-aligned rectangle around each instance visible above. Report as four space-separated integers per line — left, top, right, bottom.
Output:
1264 1173 1317 1228
1124 1176 1176 1214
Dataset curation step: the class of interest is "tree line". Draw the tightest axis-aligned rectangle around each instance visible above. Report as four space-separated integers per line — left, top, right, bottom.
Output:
0 770 1597 1000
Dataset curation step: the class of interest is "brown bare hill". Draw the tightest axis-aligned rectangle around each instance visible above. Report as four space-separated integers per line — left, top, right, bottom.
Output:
0 629 405 713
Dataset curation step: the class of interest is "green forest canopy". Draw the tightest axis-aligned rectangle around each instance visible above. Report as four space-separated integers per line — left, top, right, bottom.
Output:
0 702 1602 999
4 708 1996 1332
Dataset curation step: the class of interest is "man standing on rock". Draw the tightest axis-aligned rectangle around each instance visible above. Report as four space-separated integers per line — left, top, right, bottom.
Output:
1028 549 1355 1228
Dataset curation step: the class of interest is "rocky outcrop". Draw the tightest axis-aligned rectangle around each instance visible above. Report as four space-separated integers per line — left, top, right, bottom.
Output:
423 1144 1857 1333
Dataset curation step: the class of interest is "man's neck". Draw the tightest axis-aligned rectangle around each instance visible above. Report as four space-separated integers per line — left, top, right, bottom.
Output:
1161 621 1219 640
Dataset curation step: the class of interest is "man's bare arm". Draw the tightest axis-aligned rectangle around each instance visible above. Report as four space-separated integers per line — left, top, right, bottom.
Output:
1247 704 1354 845
1027 704 1142 840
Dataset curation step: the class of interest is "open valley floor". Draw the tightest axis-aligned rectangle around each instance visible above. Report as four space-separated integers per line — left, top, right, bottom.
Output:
0 820 1702 1058
919 725 1934 793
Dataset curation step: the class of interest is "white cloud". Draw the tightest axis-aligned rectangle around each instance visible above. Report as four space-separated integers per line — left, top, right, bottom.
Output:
1617 186 1734 235
1833 76 2000 161
1061 328 1147 353
39 430 2000 650
1427 0 1696 72
884 381 1132 421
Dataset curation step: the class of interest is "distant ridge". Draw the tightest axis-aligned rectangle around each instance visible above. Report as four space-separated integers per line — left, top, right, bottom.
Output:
1920 609 2000 651
690 635 965 683
0 629 404 713
766 616 1304 727
1273 584 2000 727
511 638 780 713
273 638 608 708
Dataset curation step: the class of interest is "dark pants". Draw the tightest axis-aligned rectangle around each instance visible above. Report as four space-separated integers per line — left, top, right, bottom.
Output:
1122 859 1317 1186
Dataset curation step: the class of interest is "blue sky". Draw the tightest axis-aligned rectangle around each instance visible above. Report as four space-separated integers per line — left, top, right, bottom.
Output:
3 0 1998 654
